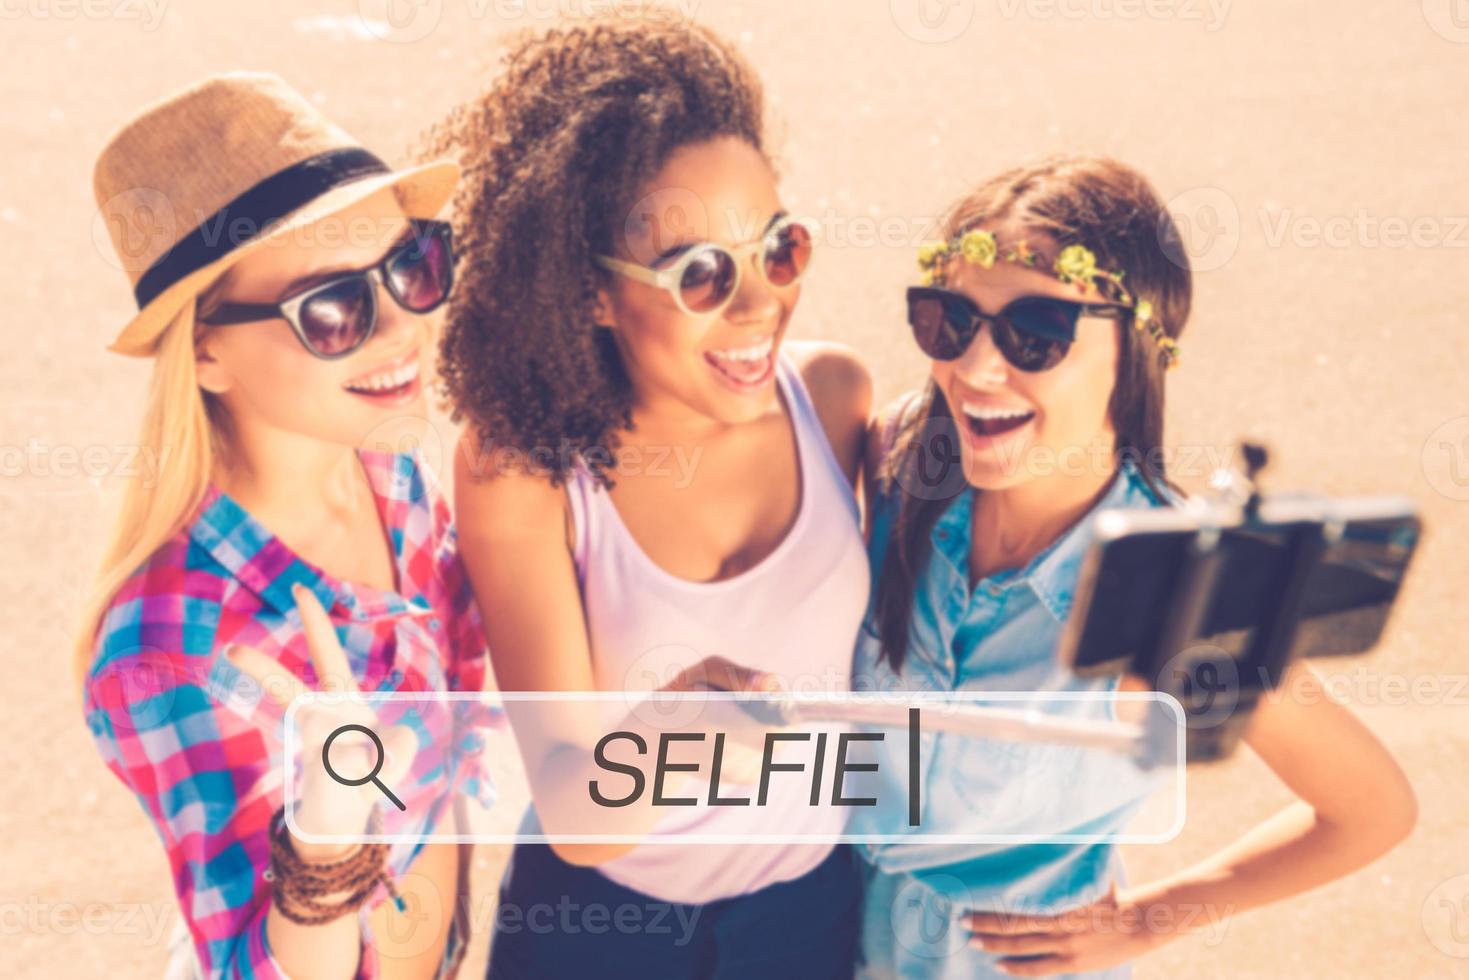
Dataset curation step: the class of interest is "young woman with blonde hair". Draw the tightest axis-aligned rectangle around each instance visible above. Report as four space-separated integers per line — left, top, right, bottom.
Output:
80 73 492 979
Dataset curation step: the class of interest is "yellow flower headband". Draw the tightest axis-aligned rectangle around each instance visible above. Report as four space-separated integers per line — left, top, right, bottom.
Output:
917 229 1180 368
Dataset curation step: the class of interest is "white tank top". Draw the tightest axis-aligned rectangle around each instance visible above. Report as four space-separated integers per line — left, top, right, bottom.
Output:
564 353 870 904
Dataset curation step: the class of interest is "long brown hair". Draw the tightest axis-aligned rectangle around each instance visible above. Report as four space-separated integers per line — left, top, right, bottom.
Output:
874 156 1193 671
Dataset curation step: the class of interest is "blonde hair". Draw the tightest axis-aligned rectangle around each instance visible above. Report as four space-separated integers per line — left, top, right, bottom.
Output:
74 301 221 682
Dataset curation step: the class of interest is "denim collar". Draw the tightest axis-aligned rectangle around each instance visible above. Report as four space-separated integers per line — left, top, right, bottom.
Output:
928 459 1161 622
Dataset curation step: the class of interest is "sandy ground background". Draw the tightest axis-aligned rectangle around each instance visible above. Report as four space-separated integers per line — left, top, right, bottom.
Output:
3 0 1468 976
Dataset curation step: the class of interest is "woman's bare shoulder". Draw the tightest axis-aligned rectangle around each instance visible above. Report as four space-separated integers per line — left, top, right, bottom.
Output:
786 340 873 482
452 428 572 544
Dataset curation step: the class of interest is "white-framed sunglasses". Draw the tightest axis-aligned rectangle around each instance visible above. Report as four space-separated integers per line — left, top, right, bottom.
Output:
594 214 818 317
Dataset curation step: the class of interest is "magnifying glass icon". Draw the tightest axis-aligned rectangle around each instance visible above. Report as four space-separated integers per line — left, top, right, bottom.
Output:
322 723 406 811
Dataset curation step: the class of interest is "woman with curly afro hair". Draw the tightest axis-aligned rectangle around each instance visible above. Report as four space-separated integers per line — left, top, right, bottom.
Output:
431 14 872 980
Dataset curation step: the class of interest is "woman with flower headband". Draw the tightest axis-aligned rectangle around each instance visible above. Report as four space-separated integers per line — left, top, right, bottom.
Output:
430 16 871 980
853 156 1416 978
79 74 495 978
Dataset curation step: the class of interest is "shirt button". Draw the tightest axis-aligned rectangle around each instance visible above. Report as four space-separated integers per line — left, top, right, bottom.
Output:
429 617 442 632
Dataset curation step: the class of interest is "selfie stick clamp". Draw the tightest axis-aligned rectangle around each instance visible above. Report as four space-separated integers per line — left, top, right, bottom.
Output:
1240 442 1270 517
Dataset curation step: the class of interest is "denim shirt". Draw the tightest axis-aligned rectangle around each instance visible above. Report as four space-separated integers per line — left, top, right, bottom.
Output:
852 460 1168 980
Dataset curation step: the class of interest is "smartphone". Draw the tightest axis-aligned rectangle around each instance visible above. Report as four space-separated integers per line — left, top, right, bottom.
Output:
1056 495 1421 760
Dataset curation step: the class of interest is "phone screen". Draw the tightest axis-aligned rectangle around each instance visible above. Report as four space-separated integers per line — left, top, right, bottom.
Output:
1291 515 1420 658
1066 511 1420 675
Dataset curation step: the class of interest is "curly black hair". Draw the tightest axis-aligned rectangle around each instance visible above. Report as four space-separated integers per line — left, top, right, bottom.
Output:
427 15 767 487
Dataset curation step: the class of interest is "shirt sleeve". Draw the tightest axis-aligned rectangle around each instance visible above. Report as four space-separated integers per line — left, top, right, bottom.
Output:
84 652 293 980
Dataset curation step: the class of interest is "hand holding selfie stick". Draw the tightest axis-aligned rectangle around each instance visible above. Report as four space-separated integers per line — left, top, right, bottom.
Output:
1064 442 1421 763
714 443 1420 770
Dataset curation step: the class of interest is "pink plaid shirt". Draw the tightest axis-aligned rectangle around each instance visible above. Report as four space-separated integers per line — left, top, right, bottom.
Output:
83 449 495 979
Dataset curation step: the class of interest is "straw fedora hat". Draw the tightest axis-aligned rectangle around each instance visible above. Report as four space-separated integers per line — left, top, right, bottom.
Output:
94 72 459 357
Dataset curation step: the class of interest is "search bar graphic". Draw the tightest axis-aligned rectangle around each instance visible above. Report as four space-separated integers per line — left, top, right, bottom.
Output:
282 691 1185 847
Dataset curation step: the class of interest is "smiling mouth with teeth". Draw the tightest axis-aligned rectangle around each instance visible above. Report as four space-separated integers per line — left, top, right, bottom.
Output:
344 355 422 401
960 402 1037 438
704 335 776 390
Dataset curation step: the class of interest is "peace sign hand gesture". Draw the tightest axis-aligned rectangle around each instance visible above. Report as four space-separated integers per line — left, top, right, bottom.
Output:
228 583 417 860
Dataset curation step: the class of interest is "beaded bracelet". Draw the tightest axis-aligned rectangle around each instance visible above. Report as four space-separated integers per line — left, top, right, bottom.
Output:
266 807 404 925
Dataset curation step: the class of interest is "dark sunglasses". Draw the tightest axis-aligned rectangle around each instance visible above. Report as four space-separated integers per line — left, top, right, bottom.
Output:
201 220 455 359
595 215 817 317
906 286 1129 372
